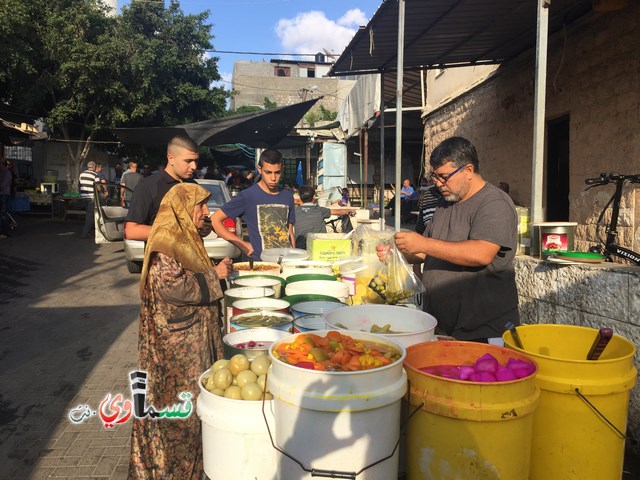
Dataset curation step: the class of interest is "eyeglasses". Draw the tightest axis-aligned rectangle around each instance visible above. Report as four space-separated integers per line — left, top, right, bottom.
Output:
429 164 469 184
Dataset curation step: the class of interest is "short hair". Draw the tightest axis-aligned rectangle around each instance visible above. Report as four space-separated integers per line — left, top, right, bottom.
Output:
430 137 480 173
167 135 198 154
259 148 283 167
87 161 96 169
298 185 315 203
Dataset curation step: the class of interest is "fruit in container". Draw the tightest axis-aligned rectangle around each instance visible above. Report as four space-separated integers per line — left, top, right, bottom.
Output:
202 353 274 400
419 353 535 382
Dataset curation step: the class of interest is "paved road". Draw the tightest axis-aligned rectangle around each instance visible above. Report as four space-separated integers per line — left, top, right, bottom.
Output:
0 215 139 479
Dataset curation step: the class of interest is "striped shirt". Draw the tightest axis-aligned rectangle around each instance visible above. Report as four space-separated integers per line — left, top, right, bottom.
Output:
79 169 99 198
416 185 442 235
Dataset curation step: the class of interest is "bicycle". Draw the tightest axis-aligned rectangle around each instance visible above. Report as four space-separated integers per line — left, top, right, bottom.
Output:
325 212 355 233
584 172 640 265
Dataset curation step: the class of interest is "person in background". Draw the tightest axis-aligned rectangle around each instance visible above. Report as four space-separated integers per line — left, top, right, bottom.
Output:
142 164 152 178
204 166 224 180
79 161 100 238
294 185 352 249
211 148 295 260
120 161 144 208
379 136 519 343
128 183 233 480
113 162 124 184
400 178 414 200
125 135 199 242
415 179 442 236
0 159 12 239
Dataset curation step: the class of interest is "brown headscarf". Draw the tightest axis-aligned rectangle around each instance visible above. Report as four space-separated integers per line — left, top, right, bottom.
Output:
139 183 212 296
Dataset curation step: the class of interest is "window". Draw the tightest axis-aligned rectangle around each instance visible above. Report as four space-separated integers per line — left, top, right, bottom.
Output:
307 68 316 78
4 145 32 161
275 66 290 77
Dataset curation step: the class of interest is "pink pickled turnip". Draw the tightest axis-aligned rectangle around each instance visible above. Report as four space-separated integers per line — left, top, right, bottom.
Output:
512 368 533 379
506 358 532 371
496 366 517 381
474 353 499 373
459 366 475 380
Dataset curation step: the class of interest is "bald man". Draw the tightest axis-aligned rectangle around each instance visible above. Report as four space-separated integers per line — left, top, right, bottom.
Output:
124 135 199 241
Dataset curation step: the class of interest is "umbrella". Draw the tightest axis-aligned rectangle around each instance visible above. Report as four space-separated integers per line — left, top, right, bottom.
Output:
113 98 320 148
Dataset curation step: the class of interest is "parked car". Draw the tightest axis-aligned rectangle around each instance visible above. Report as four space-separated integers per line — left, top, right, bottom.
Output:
120 179 243 273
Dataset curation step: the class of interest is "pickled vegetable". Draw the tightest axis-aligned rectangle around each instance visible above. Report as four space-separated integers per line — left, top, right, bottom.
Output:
202 354 273 401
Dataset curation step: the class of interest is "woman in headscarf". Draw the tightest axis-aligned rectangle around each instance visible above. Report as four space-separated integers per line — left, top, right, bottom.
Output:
128 183 233 480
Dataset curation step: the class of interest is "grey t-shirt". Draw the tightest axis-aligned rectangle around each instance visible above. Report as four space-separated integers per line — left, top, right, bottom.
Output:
120 170 144 201
294 203 331 250
423 182 519 340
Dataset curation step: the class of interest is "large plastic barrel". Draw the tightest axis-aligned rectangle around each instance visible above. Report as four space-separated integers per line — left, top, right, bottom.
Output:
503 324 637 479
268 330 407 479
404 341 540 480
197 370 277 480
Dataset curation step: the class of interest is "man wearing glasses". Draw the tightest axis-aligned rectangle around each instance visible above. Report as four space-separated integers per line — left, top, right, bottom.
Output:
386 136 519 344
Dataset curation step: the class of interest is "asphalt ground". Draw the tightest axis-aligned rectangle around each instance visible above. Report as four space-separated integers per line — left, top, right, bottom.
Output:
0 213 638 479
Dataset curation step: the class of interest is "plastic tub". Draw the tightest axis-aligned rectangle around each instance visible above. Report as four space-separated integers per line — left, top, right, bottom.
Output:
503 324 637 480
223 287 275 332
285 280 350 303
260 247 308 264
231 298 290 317
324 304 438 348
197 370 277 480
285 273 336 284
292 314 326 333
289 300 346 318
268 330 407 479
281 294 343 305
233 262 281 277
281 260 333 279
404 341 540 480
223 327 290 360
233 276 284 298
229 311 293 333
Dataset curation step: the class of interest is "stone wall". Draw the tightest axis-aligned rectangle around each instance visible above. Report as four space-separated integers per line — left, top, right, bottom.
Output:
514 256 640 451
423 3 640 252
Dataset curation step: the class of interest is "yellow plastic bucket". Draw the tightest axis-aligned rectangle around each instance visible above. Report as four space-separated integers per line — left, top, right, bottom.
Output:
404 341 540 480
503 324 637 480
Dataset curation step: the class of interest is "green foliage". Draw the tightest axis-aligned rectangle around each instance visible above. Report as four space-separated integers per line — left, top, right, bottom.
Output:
1 0 229 189
303 104 337 127
226 97 277 116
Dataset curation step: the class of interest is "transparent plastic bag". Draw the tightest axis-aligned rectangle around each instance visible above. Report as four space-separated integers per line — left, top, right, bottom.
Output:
368 242 425 304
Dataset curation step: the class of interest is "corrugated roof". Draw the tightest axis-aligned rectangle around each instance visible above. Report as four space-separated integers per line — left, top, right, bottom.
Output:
329 0 593 107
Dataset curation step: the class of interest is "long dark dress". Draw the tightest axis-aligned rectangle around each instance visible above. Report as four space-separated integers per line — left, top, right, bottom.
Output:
128 252 225 480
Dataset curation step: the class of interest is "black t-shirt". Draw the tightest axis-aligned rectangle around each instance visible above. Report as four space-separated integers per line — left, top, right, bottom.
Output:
125 170 195 225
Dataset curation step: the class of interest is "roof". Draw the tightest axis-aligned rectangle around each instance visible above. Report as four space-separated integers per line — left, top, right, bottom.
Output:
329 0 593 107
0 118 48 144
113 98 319 148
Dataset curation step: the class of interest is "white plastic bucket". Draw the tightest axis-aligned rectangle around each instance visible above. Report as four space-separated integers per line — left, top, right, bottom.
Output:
285 280 350 303
324 304 438 348
261 247 309 263
268 330 407 479
290 300 347 318
292 314 326 333
197 370 278 480
281 260 333 279
224 287 275 331
231 298 290 317
233 276 284 298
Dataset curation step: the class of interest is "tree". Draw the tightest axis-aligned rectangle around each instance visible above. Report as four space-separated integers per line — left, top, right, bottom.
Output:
225 97 277 116
304 104 337 127
1 0 228 190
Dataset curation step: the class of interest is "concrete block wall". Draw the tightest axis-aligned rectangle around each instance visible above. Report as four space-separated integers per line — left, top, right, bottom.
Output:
423 3 640 253
514 256 640 451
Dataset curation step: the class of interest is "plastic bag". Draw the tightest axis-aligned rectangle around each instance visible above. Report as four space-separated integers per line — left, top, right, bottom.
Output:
368 242 425 304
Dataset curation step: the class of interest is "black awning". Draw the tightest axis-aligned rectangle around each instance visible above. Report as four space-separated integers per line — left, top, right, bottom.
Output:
113 98 320 148
329 0 592 77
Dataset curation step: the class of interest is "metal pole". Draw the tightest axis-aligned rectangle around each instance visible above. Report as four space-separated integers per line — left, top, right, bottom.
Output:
531 0 550 224
394 0 405 232
379 73 386 229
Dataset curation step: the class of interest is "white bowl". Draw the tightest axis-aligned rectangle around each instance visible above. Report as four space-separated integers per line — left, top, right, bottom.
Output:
285 280 350 302
324 304 438 348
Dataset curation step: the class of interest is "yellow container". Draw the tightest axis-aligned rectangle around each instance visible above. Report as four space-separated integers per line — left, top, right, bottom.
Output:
503 324 637 480
404 341 540 480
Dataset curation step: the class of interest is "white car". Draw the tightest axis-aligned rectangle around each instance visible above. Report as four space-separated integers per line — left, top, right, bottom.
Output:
123 179 242 273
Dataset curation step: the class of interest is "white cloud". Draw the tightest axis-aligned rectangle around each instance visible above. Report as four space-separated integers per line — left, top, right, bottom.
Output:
275 9 368 57
212 71 232 91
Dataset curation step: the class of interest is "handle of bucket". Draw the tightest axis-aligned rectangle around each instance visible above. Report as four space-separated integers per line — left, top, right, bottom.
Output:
261 372 414 479
574 388 626 439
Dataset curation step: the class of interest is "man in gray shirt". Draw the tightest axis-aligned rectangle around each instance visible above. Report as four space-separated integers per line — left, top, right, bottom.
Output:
120 161 143 207
294 185 352 249
387 137 519 342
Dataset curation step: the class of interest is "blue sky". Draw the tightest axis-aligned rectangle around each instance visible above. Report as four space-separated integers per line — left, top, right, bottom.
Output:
118 1 380 91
